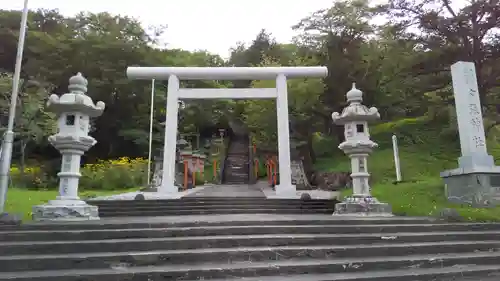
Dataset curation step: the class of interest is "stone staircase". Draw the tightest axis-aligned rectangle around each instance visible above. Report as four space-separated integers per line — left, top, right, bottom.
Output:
0 214 500 280
90 197 336 217
222 136 250 184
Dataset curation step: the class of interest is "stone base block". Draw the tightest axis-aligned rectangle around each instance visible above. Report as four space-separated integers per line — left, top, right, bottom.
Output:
271 184 297 199
333 196 392 216
0 212 22 225
32 200 99 221
441 167 500 207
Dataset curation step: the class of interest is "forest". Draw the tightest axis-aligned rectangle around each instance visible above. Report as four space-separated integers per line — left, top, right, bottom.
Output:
2 0 500 219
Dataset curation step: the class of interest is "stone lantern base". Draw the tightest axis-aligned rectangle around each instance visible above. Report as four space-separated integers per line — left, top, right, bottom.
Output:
32 199 99 221
333 195 393 216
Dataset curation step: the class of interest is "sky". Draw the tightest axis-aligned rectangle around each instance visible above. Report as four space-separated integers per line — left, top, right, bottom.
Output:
3 0 338 58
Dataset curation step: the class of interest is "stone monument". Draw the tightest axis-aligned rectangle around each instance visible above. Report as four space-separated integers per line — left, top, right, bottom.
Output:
32 73 105 221
331 83 392 216
440 61 500 206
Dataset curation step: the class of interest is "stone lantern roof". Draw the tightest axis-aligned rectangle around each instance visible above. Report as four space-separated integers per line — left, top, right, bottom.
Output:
331 83 380 125
47 73 105 117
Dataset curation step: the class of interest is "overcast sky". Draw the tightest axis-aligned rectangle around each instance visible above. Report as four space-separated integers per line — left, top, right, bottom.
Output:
3 0 340 58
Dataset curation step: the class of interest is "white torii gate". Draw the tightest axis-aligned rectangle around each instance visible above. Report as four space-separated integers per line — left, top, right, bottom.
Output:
127 66 328 197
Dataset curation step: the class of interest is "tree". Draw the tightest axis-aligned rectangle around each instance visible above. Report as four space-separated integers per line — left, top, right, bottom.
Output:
0 73 56 172
387 0 500 131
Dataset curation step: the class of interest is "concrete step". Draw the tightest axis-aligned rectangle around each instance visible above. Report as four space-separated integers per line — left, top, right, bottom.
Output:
90 201 335 208
177 265 500 281
91 197 333 203
89 198 335 205
2 247 500 273
1 231 499 255
1 224 499 243
95 206 333 215
223 171 249 175
0 253 499 280
0 217 443 231
222 179 249 183
95 204 335 211
224 173 249 176
97 208 333 217
224 168 248 172
222 180 250 184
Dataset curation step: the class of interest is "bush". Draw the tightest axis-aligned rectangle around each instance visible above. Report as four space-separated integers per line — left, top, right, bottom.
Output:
10 166 55 190
79 157 147 190
11 157 214 191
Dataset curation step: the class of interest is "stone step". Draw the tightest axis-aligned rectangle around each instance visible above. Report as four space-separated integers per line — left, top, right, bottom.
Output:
223 176 249 180
0 217 442 231
176 265 500 281
223 179 249 183
96 204 333 211
225 163 248 167
2 247 500 274
97 208 333 217
223 139 250 186
225 166 248 170
223 172 248 176
15 223 500 239
0 224 498 243
7 224 498 240
91 197 333 202
223 172 249 176
89 199 335 206
91 202 332 209
95 207 333 215
0 253 499 280
1 230 498 256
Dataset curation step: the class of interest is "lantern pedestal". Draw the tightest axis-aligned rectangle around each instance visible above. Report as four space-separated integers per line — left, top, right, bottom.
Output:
32 199 99 221
334 195 392 216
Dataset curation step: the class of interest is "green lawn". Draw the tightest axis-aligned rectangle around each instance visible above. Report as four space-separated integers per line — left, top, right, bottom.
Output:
4 187 139 221
315 147 500 222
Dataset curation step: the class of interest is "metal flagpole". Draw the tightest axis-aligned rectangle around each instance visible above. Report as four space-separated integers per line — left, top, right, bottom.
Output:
146 79 155 185
0 0 29 213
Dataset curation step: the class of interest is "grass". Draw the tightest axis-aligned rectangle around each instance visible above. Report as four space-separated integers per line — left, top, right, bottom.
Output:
4 187 140 221
313 117 500 222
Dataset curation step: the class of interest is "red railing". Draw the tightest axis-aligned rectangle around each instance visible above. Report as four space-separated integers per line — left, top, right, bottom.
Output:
266 155 278 186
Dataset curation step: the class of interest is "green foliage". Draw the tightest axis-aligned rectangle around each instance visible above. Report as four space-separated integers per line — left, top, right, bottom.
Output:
312 133 340 158
340 179 500 222
318 118 500 221
79 157 147 190
10 166 56 190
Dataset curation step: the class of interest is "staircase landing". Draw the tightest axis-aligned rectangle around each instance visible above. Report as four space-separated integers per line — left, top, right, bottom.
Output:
185 183 265 197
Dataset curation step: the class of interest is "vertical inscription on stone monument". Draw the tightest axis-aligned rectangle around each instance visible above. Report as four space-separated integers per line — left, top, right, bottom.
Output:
450 61 487 155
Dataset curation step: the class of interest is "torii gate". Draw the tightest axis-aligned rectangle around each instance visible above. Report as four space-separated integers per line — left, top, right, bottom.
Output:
126 66 328 197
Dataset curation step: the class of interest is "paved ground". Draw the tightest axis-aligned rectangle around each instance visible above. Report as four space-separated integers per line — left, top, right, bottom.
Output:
185 183 266 197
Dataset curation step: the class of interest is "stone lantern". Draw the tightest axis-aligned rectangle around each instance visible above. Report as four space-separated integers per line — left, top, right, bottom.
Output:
32 73 105 221
331 83 392 216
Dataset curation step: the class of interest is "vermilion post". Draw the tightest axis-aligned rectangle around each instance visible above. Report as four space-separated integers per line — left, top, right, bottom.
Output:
267 159 271 184
213 160 217 181
272 160 277 186
254 159 259 178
